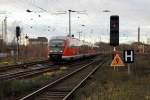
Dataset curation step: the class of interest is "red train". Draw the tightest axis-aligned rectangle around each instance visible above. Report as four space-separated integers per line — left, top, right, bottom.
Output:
48 35 98 61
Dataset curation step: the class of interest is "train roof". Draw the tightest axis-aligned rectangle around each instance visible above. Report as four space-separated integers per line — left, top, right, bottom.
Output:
50 36 97 47
50 36 67 40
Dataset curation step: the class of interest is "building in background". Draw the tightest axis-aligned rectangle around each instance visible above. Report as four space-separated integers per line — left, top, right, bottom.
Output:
27 37 48 58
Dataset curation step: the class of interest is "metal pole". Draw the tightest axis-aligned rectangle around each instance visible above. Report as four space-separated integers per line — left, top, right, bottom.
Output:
113 47 116 59
113 47 117 71
128 64 130 75
2 21 3 40
19 34 22 57
79 32 80 40
4 17 7 42
138 27 140 43
17 38 19 60
84 32 85 41
1 21 3 52
25 34 28 58
114 66 116 71
68 10 71 37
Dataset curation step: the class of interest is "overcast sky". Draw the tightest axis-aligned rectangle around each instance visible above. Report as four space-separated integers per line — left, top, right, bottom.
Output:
0 0 150 43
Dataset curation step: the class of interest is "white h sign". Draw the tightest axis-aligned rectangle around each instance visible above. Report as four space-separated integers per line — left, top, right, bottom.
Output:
123 50 134 63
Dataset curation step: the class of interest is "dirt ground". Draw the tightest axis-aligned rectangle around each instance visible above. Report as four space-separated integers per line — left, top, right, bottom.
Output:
74 54 150 100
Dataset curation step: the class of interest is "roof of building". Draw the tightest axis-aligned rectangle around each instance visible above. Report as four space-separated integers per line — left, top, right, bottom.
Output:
29 37 48 42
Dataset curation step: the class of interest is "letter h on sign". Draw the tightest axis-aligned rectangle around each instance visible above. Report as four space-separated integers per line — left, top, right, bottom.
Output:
123 50 134 63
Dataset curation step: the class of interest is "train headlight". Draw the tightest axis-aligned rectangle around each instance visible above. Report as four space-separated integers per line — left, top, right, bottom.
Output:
60 51 63 53
49 50 53 52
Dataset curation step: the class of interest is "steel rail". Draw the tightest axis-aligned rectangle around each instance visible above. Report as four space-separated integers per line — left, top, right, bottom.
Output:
0 60 49 72
0 64 55 81
63 57 108 100
0 58 94 81
19 60 97 100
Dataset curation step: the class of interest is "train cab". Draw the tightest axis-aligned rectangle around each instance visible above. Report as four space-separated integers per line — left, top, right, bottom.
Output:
49 36 66 61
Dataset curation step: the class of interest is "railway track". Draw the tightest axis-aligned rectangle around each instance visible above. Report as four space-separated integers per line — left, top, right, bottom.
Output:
0 58 96 81
0 60 49 72
20 56 108 100
0 64 56 81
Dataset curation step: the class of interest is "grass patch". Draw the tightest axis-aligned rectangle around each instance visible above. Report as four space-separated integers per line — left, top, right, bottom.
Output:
75 74 150 100
0 70 65 100
74 55 150 100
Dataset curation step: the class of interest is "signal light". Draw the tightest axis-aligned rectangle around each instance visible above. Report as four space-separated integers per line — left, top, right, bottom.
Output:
16 26 21 39
26 9 32 13
110 15 119 46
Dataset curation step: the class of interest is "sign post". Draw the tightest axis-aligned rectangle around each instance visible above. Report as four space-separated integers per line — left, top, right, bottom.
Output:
110 15 120 70
123 50 134 75
16 26 21 60
128 64 130 74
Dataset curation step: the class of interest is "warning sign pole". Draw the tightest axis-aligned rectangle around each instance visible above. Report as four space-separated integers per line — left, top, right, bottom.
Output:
112 47 117 59
113 47 117 59
113 47 116 71
114 47 117 71
114 66 116 71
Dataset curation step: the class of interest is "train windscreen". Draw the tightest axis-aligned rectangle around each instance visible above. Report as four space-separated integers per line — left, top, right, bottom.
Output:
49 39 65 52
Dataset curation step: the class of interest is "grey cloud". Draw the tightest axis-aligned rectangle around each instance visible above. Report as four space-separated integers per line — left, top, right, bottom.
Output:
0 0 150 43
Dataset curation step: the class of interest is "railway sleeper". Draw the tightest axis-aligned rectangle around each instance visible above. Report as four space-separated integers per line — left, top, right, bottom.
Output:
37 89 71 99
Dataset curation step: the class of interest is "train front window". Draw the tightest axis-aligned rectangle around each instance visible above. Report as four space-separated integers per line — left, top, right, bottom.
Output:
49 39 65 52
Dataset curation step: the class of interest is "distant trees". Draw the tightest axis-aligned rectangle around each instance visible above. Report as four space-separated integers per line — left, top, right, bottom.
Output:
95 41 150 54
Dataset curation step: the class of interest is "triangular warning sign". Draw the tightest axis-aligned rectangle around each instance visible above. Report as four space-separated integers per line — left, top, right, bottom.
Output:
111 54 125 67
